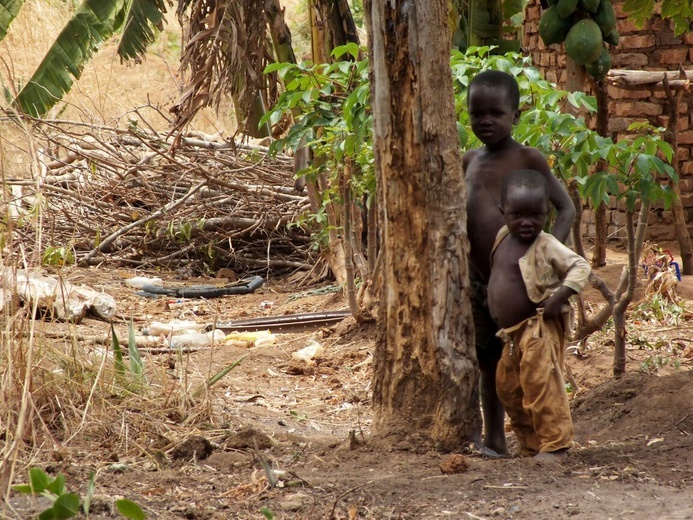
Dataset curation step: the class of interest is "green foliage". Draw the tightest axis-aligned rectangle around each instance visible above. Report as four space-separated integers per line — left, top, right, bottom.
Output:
117 0 169 62
260 507 275 520
624 0 693 36
116 499 147 520
634 293 686 325
110 322 148 388
111 323 128 378
451 47 675 212
192 354 247 398
12 467 146 519
640 352 680 373
42 246 75 267
263 43 373 244
127 318 146 386
0 0 24 41
266 45 676 253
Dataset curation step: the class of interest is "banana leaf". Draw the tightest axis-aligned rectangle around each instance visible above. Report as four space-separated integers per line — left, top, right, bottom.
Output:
11 0 168 117
117 0 169 62
0 0 24 41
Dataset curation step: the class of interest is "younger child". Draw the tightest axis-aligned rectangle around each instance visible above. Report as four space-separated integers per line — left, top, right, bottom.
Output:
487 169 590 462
463 70 575 455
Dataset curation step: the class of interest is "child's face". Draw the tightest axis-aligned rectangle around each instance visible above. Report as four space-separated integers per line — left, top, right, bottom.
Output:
500 186 548 243
468 86 519 146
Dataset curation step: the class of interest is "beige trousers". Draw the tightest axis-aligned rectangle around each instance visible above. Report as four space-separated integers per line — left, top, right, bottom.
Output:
496 313 574 455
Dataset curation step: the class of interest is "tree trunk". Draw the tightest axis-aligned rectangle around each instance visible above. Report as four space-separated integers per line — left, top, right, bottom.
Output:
266 0 297 65
591 79 609 268
661 76 693 275
315 0 361 50
365 0 480 450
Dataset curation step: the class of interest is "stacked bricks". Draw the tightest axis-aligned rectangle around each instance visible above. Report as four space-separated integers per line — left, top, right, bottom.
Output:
524 0 693 242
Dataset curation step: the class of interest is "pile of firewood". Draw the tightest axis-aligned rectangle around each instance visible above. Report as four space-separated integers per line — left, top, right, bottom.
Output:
3 119 317 275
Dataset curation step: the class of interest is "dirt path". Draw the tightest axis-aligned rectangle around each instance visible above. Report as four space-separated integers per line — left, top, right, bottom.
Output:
4 258 693 519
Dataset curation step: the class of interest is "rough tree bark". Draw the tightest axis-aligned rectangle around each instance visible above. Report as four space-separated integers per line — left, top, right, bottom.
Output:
591 79 609 268
365 0 480 450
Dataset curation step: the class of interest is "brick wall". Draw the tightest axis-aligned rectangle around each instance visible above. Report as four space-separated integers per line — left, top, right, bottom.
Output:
523 0 693 242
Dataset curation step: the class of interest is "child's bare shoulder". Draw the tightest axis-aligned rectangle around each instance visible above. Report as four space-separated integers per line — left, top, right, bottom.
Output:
517 145 550 168
462 148 481 170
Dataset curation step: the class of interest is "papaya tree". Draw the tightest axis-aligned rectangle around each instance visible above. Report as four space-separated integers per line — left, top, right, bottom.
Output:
536 0 693 269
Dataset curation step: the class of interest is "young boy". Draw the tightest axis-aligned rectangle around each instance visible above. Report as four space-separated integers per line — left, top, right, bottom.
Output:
487 169 590 461
462 70 575 456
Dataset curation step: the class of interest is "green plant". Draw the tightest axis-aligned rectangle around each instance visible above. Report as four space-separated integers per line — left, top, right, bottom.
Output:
110 320 147 389
640 353 680 374
263 42 374 249
191 354 248 398
260 507 275 520
12 467 146 519
12 468 79 520
42 245 75 267
634 293 686 326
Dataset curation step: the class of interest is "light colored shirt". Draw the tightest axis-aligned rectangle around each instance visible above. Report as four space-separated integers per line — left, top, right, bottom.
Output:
492 226 591 334
492 226 591 302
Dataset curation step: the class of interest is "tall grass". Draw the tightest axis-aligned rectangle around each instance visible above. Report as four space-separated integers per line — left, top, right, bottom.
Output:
0 124 237 518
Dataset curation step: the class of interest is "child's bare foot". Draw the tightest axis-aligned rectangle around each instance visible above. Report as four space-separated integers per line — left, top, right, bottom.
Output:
533 449 568 463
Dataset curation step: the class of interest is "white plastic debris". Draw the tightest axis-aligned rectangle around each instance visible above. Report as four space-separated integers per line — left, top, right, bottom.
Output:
147 320 203 336
124 276 163 289
225 330 276 348
291 339 324 364
168 332 213 349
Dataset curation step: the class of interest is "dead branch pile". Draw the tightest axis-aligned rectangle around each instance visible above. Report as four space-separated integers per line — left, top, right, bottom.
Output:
3 118 316 275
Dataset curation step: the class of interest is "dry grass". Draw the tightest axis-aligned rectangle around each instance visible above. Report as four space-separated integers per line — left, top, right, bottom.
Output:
0 3 252 505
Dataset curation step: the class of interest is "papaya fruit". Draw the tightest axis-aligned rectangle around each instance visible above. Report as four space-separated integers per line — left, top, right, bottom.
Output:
556 0 579 19
604 28 619 45
593 0 616 35
579 0 600 13
585 46 612 79
539 6 573 46
565 19 603 64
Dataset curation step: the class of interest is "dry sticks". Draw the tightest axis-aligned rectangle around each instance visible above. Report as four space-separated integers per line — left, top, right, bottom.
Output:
4 117 315 275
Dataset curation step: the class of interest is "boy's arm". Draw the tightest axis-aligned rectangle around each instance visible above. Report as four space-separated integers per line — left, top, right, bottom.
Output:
539 238 591 319
539 285 577 319
525 148 575 243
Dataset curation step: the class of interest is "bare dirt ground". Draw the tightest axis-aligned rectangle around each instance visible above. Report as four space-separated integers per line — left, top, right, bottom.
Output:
4 248 693 520
1 4 691 518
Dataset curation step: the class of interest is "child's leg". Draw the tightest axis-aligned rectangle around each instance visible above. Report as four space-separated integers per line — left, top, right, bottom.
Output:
473 291 508 455
518 318 573 453
496 334 541 456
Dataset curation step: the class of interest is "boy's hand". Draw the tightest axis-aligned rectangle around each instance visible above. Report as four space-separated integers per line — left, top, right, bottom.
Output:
538 286 576 320
538 295 564 319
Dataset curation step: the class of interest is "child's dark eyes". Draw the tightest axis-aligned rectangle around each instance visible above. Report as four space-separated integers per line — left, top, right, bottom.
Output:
510 213 545 218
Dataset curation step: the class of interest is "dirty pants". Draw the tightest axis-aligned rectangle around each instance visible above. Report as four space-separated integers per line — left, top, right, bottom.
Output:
496 314 573 455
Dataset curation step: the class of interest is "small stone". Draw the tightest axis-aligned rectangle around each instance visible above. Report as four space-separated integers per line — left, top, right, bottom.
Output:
171 435 214 461
439 453 469 474
225 427 273 450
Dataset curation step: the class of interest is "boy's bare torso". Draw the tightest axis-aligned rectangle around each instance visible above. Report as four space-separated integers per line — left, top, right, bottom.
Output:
487 235 536 328
465 142 536 283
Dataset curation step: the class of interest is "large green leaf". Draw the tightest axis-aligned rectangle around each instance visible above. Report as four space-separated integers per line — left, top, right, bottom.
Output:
117 0 169 62
0 0 24 42
12 0 125 116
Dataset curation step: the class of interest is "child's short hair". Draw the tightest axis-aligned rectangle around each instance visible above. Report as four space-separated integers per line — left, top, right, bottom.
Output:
501 169 549 204
468 70 521 110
